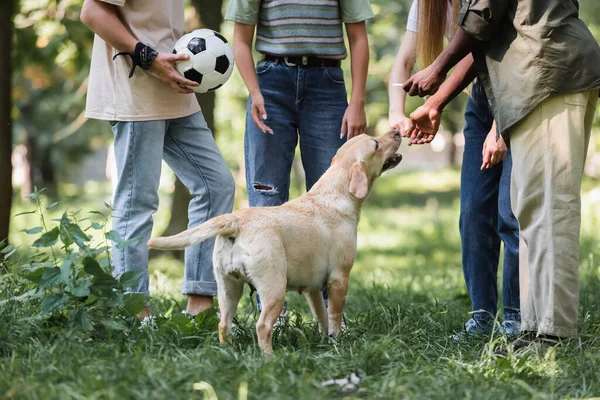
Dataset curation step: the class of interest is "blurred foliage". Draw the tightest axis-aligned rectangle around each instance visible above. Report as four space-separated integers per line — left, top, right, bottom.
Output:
10 0 600 194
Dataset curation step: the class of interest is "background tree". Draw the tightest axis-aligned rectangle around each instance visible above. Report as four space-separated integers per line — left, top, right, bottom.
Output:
0 0 15 249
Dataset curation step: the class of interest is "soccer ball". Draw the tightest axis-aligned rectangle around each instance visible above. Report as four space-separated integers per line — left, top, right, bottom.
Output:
173 29 234 93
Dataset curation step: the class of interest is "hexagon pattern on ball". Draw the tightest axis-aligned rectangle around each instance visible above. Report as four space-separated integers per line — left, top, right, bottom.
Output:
172 28 235 94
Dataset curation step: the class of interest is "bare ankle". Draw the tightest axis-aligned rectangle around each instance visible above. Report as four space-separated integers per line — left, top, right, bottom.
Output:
186 295 214 316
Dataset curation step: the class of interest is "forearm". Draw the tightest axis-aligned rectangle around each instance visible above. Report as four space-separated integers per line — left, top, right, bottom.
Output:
389 55 414 116
347 23 369 106
233 23 261 97
431 28 480 77
81 0 137 53
427 54 477 111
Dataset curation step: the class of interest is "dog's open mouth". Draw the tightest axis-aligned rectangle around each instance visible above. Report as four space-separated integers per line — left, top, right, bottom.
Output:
382 154 402 172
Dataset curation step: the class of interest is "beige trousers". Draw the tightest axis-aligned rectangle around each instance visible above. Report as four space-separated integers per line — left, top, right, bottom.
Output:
510 90 598 338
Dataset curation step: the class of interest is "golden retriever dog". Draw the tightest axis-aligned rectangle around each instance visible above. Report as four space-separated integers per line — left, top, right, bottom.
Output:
148 130 402 355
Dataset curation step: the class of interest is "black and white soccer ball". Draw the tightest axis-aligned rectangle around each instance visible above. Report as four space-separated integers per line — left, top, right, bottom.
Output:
173 29 234 93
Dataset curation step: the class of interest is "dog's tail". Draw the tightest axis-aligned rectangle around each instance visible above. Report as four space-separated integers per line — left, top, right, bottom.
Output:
147 214 240 250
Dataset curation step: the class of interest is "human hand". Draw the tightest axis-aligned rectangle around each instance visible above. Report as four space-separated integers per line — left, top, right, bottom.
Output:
406 104 441 146
403 63 446 98
250 92 273 134
149 53 199 94
389 111 413 138
341 101 368 140
481 123 506 170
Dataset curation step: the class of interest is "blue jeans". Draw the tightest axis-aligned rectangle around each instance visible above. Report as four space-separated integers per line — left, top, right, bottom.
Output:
460 83 520 323
110 112 235 297
245 59 348 310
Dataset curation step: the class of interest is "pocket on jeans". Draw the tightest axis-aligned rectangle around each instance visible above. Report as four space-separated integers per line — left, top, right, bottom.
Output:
324 67 345 84
256 60 274 75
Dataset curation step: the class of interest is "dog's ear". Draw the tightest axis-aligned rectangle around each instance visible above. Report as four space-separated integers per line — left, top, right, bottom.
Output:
348 161 368 199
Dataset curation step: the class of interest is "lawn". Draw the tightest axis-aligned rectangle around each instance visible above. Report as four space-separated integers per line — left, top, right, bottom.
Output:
2 170 600 400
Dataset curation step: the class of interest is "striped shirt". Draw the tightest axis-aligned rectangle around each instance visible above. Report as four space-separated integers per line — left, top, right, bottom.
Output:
225 0 374 60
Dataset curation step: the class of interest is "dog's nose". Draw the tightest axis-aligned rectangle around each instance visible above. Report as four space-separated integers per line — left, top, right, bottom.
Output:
391 129 401 138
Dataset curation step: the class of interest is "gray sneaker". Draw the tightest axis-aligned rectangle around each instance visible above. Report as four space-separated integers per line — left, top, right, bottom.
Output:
452 318 493 341
497 320 521 338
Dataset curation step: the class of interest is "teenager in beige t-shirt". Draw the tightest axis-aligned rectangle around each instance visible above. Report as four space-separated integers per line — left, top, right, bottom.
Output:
82 0 235 317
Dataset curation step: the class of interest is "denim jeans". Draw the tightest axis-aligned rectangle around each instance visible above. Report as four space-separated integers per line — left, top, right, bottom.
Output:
245 59 348 310
460 82 520 323
110 112 235 297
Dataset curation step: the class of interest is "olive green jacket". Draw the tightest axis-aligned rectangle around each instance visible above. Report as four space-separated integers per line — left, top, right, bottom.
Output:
458 0 600 138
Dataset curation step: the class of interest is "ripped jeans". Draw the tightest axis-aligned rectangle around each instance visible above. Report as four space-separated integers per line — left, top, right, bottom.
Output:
244 59 348 310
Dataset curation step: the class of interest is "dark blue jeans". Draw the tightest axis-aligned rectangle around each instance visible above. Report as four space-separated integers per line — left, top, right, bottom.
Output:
245 59 348 310
460 82 520 323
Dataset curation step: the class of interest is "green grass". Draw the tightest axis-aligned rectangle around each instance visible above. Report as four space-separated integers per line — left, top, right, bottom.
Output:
2 170 600 399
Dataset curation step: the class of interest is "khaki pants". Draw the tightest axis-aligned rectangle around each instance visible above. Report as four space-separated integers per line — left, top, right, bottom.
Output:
510 90 598 338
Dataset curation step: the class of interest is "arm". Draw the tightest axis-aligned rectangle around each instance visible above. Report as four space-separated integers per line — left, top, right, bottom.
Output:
403 29 479 97
81 0 137 53
232 22 272 134
342 21 369 139
80 0 198 93
388 30 417 135
406 54 477 145
403 0 510 97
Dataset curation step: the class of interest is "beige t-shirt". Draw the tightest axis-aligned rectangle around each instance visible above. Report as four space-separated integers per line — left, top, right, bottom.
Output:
85 0 200 121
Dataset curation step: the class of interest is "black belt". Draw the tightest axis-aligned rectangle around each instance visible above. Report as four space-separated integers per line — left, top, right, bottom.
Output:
263 54 341 68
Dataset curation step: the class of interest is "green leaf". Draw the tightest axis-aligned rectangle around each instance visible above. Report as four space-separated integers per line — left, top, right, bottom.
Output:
26 193 39 201
91 275 119 294
3 247 17 259
18 264 48 283
119 270 145 289
21 227 43 234
60 221 89 249
99 318 128 331
41 294 68 314
60 258 72 282
84 294 99 305
0 244 14 254
67 224 90 248
123 293 148 316
105 230 122 243
15 210 36 217
32 227 60 247
104 202 113 210
47 201 60 210
106 292 124 308
90 222 103 230
82 257 105 277
116 236 142 249
40 267 65 289
70 280 91 297
88 211 105 216
73 311 93 331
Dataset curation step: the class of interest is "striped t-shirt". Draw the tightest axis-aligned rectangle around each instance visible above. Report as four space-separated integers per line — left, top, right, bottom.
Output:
225 0 374 60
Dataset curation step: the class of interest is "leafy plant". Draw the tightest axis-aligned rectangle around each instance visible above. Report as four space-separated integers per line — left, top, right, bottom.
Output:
6 189 147 335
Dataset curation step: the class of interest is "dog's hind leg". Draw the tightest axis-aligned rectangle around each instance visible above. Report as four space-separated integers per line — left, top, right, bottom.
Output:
216 275 244 345
254 285 286 356
304 290 328 333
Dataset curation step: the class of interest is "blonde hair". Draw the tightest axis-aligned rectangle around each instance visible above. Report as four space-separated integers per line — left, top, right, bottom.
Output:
416 0 460 68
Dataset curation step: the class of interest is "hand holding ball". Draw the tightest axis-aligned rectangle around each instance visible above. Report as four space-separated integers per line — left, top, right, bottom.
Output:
173 29 235 93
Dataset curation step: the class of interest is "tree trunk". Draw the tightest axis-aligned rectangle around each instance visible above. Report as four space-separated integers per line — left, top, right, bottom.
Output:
151 0 224 260
0 0 14 250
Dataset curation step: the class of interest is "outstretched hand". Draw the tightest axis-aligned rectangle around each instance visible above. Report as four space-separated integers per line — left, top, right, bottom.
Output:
403 63 446 98
405 105 442 146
